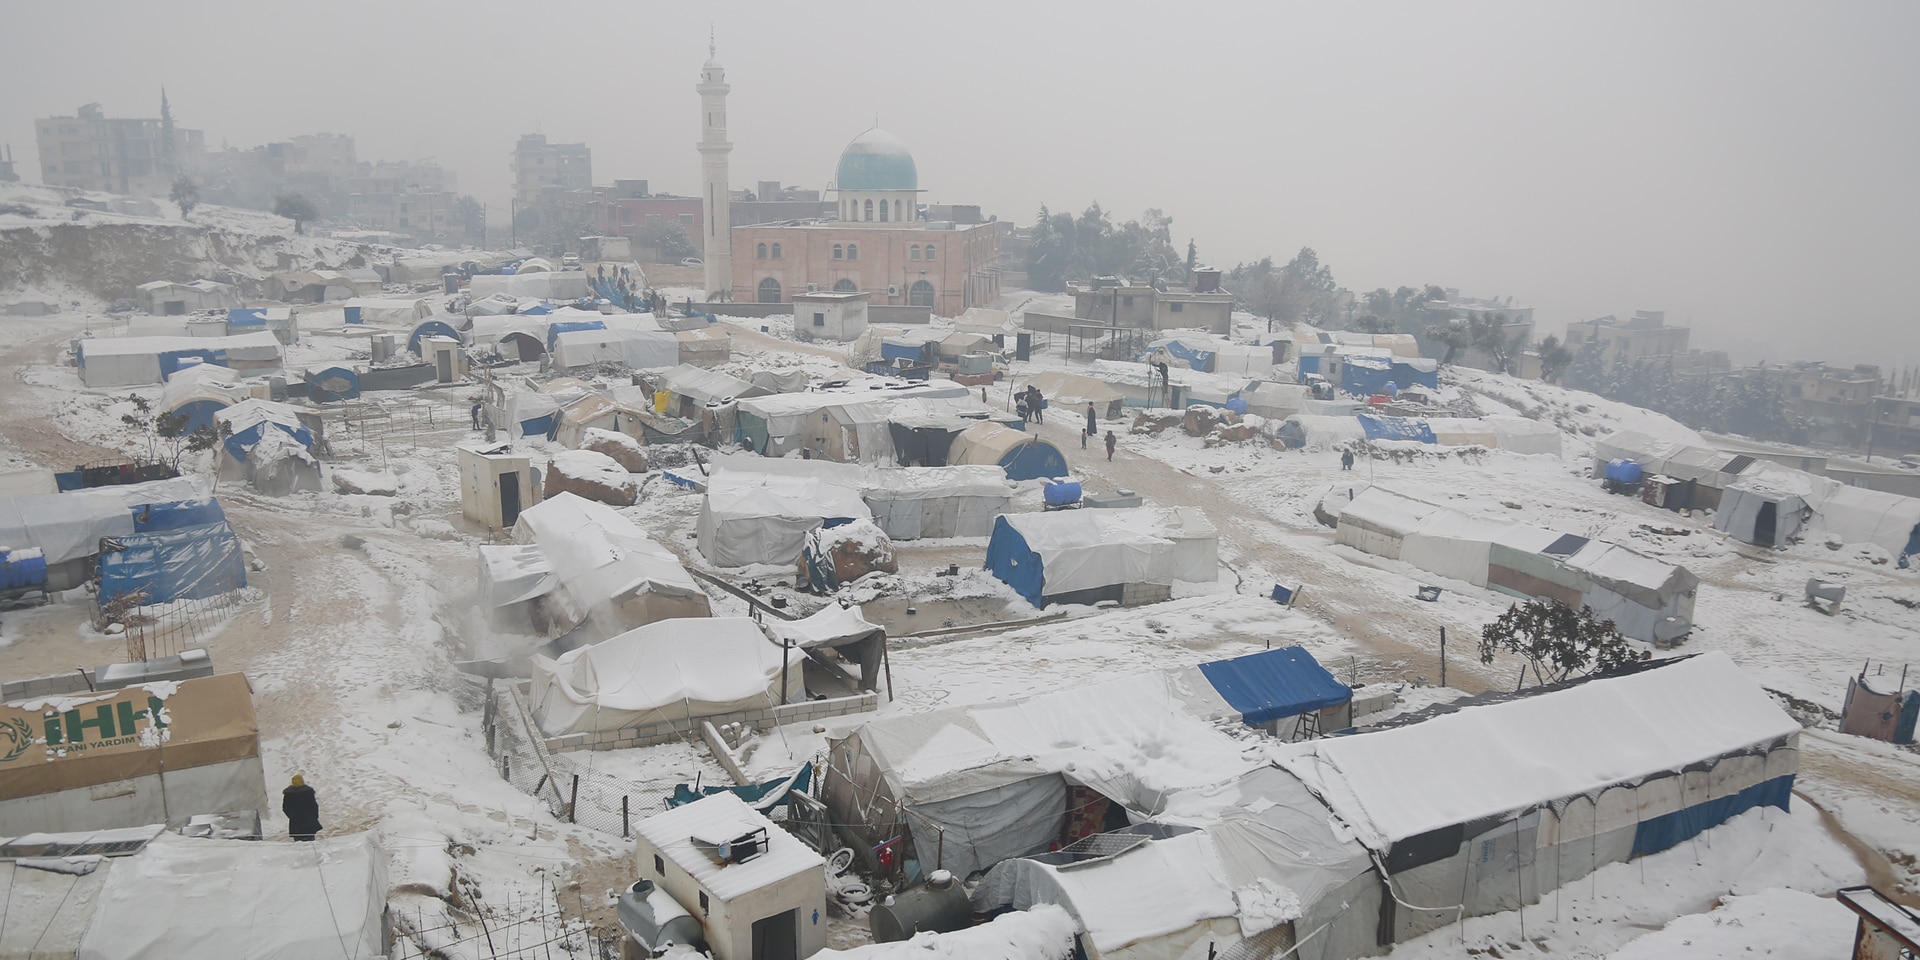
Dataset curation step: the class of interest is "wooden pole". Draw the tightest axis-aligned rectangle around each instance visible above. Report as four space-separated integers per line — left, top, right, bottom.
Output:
1439 626 1447 688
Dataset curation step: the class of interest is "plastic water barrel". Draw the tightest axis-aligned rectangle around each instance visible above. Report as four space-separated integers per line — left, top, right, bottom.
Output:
1226 396 1249 415
0 549 49 591
1043 480 1083 506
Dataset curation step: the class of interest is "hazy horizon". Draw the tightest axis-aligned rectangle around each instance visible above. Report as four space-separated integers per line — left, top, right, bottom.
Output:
4 0 1915 371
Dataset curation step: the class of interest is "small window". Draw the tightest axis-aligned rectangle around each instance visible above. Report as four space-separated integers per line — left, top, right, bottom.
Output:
653 855 664 875
833 244 844 260
848 244 859 260
863 199 873 221
1123 295 1134 307
909 245 921 261
756 242 767 260
833 278 857 292
879 200 889 222
699 891 710 915
771 242 782 259
923 245 935 260
813 312 826 327
1170 302 1184 313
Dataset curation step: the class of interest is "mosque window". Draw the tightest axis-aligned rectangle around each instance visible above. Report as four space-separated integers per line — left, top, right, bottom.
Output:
924 244 935 260
879 200 889 222
833 244 844 260
909 245 920 261
757 277 782 302
834 278 857 292
848 243 859 260
756 243 767 260
864 199 873 221
894 200 903 222
771 242 782 259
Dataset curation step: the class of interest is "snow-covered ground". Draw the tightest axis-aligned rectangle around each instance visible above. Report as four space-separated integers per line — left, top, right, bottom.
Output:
0 265 1915 958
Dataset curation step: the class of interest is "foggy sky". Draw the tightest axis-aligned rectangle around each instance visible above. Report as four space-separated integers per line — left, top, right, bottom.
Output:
5 0 1916 369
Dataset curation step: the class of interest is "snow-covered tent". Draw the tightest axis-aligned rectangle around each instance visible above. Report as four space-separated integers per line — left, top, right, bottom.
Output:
74 832 388 960
552 393 652 448
696 470 871 568
511 493 711 641
96 519 246 605
1089 359 1253 409
656 364 767 417
734 381 969 461
815 905 1078 960
707 454 1014 540
1021 371 1127 420
1278 652 1799 949
750 368 811 395
551 328 680 371
469 270 593 300
1145 335 1283 377
1802 480 1920 562
76 332 284 388
675 326 731 367
478 542 557 636
212 399 320 495
302 363 361 402
1237 380 1312 420
342 296 430 326
886 397 1022 467
1278 414 1562 455
1561 540 1700 643
158 363 246 433
1332 487 1439 560
407 317 463 355
1275 415 1370 452
529 617 791 735
1400 511 1560 589
948 422 1069 481
984 508 1218 607
501 390 563 437
135 278 240 315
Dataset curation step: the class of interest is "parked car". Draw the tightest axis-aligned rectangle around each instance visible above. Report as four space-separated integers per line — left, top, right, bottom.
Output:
562 253 581 269
680 258 704 267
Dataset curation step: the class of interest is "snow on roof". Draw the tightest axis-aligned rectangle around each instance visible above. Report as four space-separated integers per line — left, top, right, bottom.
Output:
736 379 970 419
1274 653 1800 848
765 603 882 649
1033 832 1238 955
213 397 307 435
707 454 1012 502
812 903 1077 960
533 617 786 734
1000 508 1175 553
479 543 554 607
77 331 282 359
511 493 702 609
1564 540 1696 595
1021 370 1124 406
658 364 763 405
635 792 824 901
703 470 872 522
1334 486 1441 537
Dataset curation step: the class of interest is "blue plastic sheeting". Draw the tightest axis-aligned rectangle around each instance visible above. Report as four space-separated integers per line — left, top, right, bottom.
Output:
0 549 48 590
158 349 222 380
1605 459 1644 484
545 319 605 350
343 305 364 324
304 365 361 402
226 308 268 328
1225 396 1249 415
132 499 227 532
1630 774 1793 858
669 764 814 813
518 303 554 316
1343 356 1438 395
223 419 314 464
1357 415 1436 444
880 340 932 363
163 398 229 435
1158 341 1216 373
408 320 462 355
1270 583 1296 605
983 516 1046 606
97 520 247 605
1897 694 1919 744
1198 646 1352 726
1297 354 1324 379
998 439 1069 481
517 413 559 439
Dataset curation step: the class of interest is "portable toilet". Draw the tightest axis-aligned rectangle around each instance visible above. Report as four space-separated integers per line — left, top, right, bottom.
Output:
427 336 468 384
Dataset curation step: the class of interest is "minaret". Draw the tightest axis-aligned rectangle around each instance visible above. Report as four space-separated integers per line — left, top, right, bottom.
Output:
696 33 733 300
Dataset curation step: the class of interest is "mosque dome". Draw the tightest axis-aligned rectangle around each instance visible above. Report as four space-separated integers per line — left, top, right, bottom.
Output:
835 129 918 192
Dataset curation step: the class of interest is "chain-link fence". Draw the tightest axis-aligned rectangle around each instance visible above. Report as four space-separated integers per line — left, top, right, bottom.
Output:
483 679 674 839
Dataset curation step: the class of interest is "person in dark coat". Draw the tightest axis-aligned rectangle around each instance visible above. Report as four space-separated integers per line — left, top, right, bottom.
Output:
1085 402 1097 437
1341 449 1355 471
1029 386 1045 423
282 774 322 841
1105 430 1118 461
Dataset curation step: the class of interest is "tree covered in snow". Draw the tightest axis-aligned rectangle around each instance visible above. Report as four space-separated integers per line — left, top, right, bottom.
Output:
169 176 199 218
273 193 319 234
1478 599 1638 687
118 395 222 470
1230 247 1343 330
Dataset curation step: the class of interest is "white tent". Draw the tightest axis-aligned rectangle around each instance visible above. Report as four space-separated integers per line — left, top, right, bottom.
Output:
75 832 388 960
1332 486 1439 560
706 454 1013 540
1089 359 1253 408
734 381 970 460
1563 541 1700 643
0 493 136 565
529 617 790 735
1237 380 1312 420
1399 511 1559 588
551 328 680 371
469 270 592 300
1021 371 1127 419
985 508 1218 606
478 542 557 636
657 363 767 410
696 470 872 568
1273 415 1369 451
343 296 430 326
75 332 284 388
511 493 711 640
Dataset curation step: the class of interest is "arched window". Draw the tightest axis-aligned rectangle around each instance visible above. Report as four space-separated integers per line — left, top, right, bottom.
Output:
847 243 859 260
833 278 857 292
771 242 782 259
757 277 782 303
879 199 889 222
832 244 844 260
909 245 921 261
923 244 936 260
755 242 767 260
908 280 935 307
863 199 873 221
894 199 903 222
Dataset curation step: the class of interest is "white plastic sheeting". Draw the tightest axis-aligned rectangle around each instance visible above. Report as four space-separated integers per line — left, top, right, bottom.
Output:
1276 652 1798 849
511 493 710 637
696 470 872 568
657 364 765 407
551 328 680 371
994 511 1180 598
529 617 789 735
468 270 593 300
1400 512 1560 588
342 297 429 325
1089 359 1254 408
479 543 556 610
0 493 135 564
76 332 285 388
1332 486 1438 560
765 603 882 650
75 832 388 960
706 454 1013 540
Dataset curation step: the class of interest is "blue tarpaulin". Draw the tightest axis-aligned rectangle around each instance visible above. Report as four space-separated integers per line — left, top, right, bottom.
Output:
1357 415 1436 444
1630 774 1793 857
97 520 246 605
223 417 314 464
157 349 222 381
545 320 606 350
162 398 230 434
408 319 462 355
1197 646 1352 726
132 499 226 532
983 516 1046 606
226 308 268 328
304 365 361 402
669 763 814 813
880 340 933 363
997 439 1069 481
1158 340 1216 373
1341 355 1438 395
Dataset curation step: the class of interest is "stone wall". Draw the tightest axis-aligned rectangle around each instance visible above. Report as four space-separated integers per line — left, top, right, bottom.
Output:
2 670 96 703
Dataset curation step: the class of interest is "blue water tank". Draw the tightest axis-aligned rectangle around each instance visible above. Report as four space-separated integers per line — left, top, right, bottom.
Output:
0 549 49 591
1226 396 1249 415
1043 480 1083 506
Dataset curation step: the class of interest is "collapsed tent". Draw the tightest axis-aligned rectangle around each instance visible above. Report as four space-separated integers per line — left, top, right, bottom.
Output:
75 832 388 960
529 617 791 735
510 493 711 641
478 543 557 635
1277 652 1798 951
1020 371 1127 420
985 507 1218 607
656 364 766 413
213 399 321 495
96 520 246 605
948 422 1069 481
764 602 888 694
707 454 1013 540
886 397 1023 467
75 332 285 388
696 470 871 567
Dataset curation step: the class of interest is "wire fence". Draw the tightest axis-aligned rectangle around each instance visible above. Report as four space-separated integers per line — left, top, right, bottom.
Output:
483 679 675 839
92 583 250 662
389 881 622 960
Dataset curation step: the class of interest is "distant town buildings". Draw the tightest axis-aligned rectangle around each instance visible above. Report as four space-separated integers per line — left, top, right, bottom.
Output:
34 102 205 197
512 134 592 208
1064 272 1235 336
1566 310 1692 371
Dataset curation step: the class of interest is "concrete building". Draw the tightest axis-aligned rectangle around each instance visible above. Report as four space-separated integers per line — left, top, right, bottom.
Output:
513 133 592 207
792 290 869 342
731 129 1004 315
0 144 20 183
1064 276 1236 336
1565 310 1691 372
1869 393 1920 457
35 103 205 197
697 37 735 298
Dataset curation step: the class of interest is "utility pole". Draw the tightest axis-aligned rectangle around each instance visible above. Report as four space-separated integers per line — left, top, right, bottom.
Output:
1439 626 1447 688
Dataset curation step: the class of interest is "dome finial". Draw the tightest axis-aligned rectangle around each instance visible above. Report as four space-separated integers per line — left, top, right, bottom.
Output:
709 25 715 60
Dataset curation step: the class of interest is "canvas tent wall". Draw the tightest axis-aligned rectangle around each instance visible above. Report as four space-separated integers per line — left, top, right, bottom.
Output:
75 332 284 388
1237 380 1312 420
511 493 711 641
886 397 1022 467
676 326 732 367
734 381 968 461
342 296 430 326
530 617 791 735
158 363 246 433
1400 512 1561 589
551 328 680 371
1021 371 1127 420
213 398 321 495
75 831 387 960
469 270 593 300
657 364 766 413
1333 487 1439 560
764 602 889 694
696 470 871 567
706 454 1013 541
1277 653 1799 949
984 508 1218 607
948 422 1069 481
1562 541 1699 643
0 673 265 835
1088 359 1253 409
1146 335 1282 377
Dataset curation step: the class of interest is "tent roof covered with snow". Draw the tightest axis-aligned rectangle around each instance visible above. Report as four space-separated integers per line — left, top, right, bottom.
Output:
696 469 871 567
529 617 788 735
656 363 767 407
510 492 711 640
947 422 1069 481
985 507 1218 607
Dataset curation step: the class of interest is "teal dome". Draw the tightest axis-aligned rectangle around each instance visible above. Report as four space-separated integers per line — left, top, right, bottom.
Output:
835 129 918 191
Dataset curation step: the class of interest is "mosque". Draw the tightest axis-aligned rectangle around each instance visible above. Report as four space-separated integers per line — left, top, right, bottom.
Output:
704 47 1003 315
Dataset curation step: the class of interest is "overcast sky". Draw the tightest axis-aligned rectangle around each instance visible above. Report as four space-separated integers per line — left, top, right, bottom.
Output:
5 1 1916 369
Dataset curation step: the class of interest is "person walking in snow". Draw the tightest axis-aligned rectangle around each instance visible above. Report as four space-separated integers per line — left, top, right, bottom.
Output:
1085 402 1097 438
1341 449 1355 471
1105 430 1117 461
1030 386 1045 423
282 774 322 841
470 399 482 431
